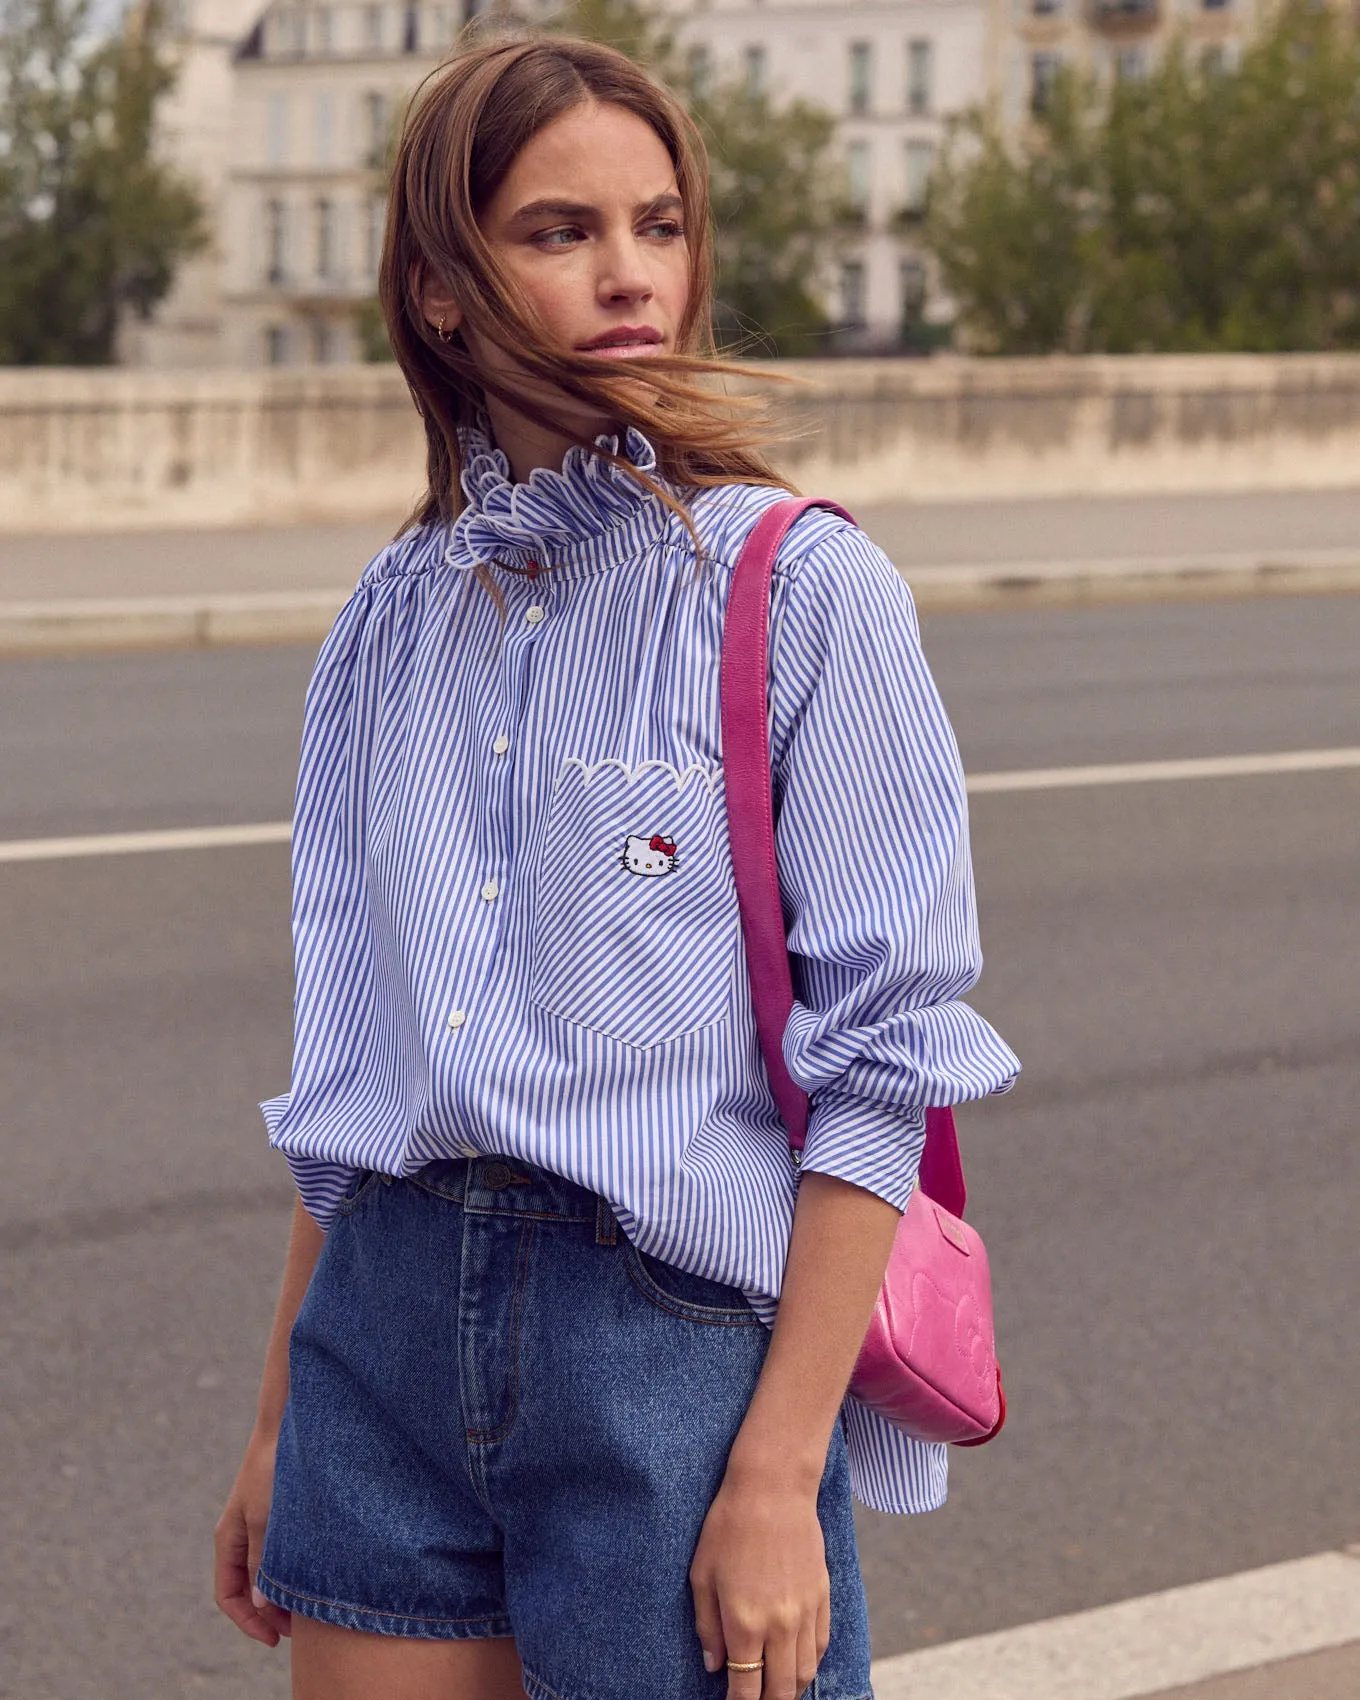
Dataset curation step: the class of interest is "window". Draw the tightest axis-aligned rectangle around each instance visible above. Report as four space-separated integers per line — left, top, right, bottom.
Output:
365 194 386 278
1032 0 1062 14
687 43 712 101
1030 52 1061 114
365 91 390 165
315 7 334 52
311 319 335 364
743 44 767 98
265 325 290 366
264 198 288 285
403 5 419 51
903 140 934 214
315 198 335 281
848 40 873 116
899 256 927 325
266 93 289 166
432 5 451 44
847 140 871 216
839 260 867 329
1115 46 1146 80
314 92 334 166
907 39 932 115
365 5 385 50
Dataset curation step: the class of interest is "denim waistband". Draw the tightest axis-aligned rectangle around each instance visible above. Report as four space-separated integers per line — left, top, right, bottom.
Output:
406 1156 607 1228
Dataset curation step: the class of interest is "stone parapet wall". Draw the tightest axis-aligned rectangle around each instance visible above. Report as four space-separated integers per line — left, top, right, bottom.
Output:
5 355 1360 533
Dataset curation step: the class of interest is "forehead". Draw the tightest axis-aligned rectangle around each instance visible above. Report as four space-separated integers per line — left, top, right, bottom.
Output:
495 101 678 208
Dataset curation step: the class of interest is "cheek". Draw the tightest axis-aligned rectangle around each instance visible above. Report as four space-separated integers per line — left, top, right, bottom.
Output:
657 247 692 324
503 252 596 340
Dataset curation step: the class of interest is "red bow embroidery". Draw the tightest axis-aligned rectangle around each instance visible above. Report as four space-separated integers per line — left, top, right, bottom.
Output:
649 835 676 856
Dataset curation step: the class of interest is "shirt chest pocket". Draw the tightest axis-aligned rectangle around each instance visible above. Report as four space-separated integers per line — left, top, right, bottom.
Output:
530 758 740 1049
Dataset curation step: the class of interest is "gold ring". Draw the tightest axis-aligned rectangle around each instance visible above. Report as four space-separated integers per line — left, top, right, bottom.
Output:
725 1658 764 1672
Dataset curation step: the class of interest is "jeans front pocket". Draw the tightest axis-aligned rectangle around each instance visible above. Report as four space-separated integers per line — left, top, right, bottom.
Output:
529 757 740 1049
622 1242 763 1326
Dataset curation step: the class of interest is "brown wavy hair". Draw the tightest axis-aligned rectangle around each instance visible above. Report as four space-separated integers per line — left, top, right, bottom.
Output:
378 31 794 546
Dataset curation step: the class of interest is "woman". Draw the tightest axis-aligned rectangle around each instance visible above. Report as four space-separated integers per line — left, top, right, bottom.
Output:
214 33 1019 1700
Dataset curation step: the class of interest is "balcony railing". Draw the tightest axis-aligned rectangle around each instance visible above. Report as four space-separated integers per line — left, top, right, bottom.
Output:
1090 0 1159 24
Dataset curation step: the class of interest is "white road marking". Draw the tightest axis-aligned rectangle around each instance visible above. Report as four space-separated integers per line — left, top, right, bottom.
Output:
0 821 291 864
0 748 1356 866
870 1547 1360 1700
967 746 1360 794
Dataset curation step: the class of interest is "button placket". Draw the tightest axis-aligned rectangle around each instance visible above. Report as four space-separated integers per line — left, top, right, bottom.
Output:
477 575 547 970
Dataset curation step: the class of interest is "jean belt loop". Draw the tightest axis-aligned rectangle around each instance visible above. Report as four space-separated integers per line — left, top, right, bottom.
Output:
595 1195 619 1247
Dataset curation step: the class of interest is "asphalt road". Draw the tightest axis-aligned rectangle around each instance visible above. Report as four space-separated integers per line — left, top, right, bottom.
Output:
1 594 1357 1700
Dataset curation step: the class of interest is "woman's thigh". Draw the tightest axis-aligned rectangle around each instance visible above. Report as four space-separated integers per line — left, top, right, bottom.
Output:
291 1619 527 1700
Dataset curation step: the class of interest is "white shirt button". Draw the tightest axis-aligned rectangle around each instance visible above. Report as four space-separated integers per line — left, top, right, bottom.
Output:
446 1010 467 1031
480 880 500 902
525 604 546 625
492 735 510 755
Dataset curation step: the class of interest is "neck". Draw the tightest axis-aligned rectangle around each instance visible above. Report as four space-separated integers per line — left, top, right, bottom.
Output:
483 394 616 483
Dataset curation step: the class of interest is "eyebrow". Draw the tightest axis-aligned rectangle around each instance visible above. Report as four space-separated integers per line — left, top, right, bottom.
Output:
506 193 685 225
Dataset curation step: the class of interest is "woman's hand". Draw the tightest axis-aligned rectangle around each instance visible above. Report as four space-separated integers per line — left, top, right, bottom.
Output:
214 1428 292 1647
690 1460 829 1700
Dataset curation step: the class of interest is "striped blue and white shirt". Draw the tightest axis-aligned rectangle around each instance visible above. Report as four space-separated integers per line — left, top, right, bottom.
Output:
262 424 1020 1514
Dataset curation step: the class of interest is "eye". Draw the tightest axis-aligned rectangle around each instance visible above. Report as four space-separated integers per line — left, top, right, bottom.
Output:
642 218 685 241
535 225 586 249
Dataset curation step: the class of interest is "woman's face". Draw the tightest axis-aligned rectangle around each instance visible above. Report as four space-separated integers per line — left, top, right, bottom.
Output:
426 99 692 464
481 99 691 363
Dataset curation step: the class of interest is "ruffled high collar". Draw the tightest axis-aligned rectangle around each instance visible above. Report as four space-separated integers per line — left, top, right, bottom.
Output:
445 421 668 577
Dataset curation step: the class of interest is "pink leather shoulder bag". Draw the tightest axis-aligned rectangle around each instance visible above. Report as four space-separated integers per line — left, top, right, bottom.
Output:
721 496 1006 1447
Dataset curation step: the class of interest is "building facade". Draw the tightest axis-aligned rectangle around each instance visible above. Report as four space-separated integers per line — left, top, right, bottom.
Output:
220 3 474 367
209 0 989 365
118 0 267 366
664 0 989 350
137 0 1270 367
993 0 1264 127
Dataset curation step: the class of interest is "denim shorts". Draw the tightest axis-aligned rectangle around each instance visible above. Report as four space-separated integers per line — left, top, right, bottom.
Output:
257 1156 872 1700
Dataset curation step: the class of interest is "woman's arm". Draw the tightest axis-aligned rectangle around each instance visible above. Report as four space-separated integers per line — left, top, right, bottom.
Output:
690 1171 900 1700
213 1197 325 1647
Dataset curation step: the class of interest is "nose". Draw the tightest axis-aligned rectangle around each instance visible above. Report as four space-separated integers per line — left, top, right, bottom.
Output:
596 230 655 307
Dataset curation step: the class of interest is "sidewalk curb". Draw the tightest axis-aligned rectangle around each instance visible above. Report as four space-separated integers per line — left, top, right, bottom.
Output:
868 1548 1360 1700
0 588 349 656
2 555 1359 655
905 550 1360 611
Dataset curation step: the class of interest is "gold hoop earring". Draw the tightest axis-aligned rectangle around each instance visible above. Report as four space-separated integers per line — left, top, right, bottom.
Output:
434 312 452 344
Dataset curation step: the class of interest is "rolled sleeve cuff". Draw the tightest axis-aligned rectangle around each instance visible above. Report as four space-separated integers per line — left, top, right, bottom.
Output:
260 1094 359 1232
797 1088 927 1214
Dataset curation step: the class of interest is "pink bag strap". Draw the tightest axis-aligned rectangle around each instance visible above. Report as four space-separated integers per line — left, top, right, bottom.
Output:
720 497 969 1219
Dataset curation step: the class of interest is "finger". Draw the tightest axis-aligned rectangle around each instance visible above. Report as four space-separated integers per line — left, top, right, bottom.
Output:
815 1590 831 1662
755 1618 796 1700
690 1565 727 1676
248 1520 292 1640
214 1510 281 1648
722 1646 765 1700
795 1620 821 1698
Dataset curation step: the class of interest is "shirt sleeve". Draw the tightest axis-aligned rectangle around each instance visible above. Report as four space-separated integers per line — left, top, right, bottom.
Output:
767 516 1020 1212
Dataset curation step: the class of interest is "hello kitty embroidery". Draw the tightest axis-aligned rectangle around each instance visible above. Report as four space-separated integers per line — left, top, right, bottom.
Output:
621 833 679 877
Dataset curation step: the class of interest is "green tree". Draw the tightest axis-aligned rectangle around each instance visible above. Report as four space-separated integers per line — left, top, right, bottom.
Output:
926 4 1360 354
553 0 841 354
0 0 206 364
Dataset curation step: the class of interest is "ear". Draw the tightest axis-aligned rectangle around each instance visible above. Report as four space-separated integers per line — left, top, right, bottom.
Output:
419 284 464 338
419 294 462 336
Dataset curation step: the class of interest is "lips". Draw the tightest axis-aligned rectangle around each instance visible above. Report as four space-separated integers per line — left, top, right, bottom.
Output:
576 326 665 357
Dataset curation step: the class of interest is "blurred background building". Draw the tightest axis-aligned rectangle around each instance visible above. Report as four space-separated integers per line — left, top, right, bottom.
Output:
120 0 1265 368
996 0 1260 122
124 0 995 364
